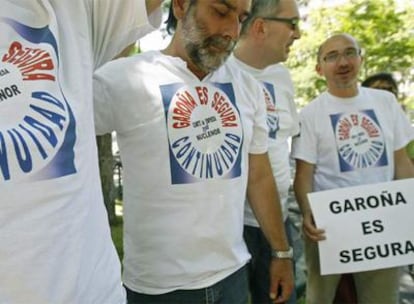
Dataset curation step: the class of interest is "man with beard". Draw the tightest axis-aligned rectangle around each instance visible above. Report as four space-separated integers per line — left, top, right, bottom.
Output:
93 0 294 303
292 33 414 303
227 0 301 303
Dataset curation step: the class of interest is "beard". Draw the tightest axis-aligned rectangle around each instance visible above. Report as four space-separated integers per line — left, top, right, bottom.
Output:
334 75 358 89
181 7 236 74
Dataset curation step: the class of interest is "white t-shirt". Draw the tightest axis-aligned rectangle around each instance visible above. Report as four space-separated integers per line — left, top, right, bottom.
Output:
0 1 159 303
228 56 299 224
291 87 414 191
93 50 269 294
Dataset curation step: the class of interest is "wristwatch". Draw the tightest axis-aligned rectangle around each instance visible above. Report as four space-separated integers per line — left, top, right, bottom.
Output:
271 246 293 259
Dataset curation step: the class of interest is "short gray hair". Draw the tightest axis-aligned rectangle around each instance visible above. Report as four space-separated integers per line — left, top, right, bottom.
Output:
241 0 281 36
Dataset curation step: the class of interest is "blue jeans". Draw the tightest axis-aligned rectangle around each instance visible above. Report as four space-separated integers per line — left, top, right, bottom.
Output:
243 221 297 304
125 266 248 304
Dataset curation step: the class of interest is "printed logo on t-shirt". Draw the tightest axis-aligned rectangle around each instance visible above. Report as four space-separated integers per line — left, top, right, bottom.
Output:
0 18 76 182
262 82 279 139
160 82 243 184
330 110 387 172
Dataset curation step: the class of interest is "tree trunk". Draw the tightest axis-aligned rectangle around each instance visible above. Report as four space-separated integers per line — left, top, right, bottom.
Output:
97 134 117 225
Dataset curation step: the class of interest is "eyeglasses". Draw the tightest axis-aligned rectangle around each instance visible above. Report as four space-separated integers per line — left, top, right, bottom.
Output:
322 48 361 63
261 16 300 30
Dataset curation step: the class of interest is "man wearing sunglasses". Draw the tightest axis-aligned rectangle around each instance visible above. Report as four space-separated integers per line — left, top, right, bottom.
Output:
292 33 414 303
228 0 301 303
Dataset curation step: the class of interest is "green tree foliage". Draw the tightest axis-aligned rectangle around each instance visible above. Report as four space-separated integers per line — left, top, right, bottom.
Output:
287 0 414 109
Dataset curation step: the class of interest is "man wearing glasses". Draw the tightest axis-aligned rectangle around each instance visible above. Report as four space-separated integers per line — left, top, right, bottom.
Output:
228 0 301 303
292 33 414 303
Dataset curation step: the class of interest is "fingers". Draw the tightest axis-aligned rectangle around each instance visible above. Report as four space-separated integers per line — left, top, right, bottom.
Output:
303 213 325 241
269 259 295 303
270 282 294 303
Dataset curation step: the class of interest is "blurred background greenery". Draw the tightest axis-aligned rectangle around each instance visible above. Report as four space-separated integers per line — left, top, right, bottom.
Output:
140 0 414 115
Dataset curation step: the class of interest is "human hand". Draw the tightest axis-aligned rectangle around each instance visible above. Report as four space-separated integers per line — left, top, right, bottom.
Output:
268 258 294 303
302 211 325 242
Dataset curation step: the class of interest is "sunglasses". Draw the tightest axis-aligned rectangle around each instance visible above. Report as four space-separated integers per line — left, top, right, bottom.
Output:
261 16 300 30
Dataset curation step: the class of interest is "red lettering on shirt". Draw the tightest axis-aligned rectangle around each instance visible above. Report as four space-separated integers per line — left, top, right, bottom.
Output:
2 41 55 81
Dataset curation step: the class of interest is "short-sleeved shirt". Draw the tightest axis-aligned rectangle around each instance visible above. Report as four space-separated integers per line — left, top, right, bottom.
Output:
228 55 299 224
94 50 268 294
292 87 414 191
0 1 159 302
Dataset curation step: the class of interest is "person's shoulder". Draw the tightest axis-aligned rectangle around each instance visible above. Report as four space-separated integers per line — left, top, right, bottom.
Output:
266 63 294 90
297 93 327 119
96 50 160 74
359 86 397 107
266 63 291 76
120 50 161 64
360 86 394 99
303 93 325 108
222 60 262 87
223 58 250 76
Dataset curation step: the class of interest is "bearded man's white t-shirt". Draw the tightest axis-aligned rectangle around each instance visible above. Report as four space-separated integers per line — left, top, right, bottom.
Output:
94 50 269 294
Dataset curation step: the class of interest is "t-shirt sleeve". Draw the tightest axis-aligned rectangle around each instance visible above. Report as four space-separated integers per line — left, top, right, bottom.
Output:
90 0 161 69
93 64 117 136
286 89 300 138
291 106 318 164
249 82 269 154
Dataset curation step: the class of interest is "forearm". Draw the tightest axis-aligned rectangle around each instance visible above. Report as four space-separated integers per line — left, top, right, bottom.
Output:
394 147 414 180
247 154 289 251
293 159 314 216
293 173 313 216
294 159 326 241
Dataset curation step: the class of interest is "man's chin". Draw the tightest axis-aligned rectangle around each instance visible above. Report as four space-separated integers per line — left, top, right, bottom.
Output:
199 54 231 73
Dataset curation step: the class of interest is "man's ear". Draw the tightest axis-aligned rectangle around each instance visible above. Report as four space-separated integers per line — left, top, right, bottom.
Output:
315 62 323 76
251 18 267 39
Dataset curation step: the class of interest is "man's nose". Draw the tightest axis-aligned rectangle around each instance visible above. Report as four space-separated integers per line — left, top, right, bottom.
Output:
222 16 241 41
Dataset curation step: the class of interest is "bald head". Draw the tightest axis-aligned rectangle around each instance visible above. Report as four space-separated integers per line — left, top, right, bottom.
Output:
317 33 361 63
315 33 363 97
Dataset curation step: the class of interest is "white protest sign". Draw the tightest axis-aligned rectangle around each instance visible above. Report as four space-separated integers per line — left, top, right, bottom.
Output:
308 178 414 275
